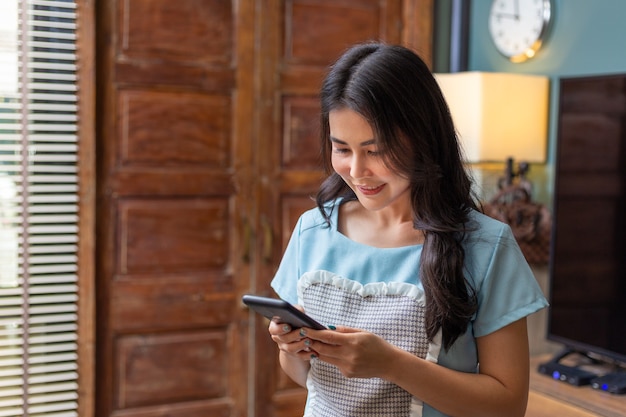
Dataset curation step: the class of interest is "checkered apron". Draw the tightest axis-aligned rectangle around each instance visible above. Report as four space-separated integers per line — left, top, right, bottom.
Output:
298 271 441 417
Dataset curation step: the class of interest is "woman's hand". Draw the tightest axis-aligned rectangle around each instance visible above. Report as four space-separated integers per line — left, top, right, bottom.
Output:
301 326 399 379
267 306 318 387
268 320 317 359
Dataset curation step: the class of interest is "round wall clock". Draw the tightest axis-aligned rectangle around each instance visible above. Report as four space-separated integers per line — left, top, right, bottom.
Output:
488 0 552 63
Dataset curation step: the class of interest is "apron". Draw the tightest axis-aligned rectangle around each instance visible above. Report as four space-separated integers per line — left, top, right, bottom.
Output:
297 270 441 417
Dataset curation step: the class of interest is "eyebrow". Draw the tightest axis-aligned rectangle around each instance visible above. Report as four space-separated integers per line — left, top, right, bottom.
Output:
330 136 377 147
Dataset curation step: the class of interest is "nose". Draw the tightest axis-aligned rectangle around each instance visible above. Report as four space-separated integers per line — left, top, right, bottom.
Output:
349 153 370 179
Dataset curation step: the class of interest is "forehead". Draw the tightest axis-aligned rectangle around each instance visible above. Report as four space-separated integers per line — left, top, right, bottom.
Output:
328 108 374 142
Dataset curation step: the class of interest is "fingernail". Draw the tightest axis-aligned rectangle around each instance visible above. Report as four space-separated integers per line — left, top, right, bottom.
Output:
304 339 311 346
310 353 317 359
282 324 291 333
327 325 336 330
299 328 307 337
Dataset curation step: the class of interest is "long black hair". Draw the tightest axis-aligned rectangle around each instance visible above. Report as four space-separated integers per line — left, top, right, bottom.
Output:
316 42 479 350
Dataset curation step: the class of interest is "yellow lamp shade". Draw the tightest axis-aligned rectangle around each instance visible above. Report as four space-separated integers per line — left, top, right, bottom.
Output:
434 71 549 163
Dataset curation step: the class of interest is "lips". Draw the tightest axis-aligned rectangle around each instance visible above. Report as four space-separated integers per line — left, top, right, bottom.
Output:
356 184 385 195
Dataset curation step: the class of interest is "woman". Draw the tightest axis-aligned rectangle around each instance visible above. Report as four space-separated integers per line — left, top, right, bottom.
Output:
268 42 548 417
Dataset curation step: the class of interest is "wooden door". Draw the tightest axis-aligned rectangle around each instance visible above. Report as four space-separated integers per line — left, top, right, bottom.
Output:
253 2 433 416
95 1 255 416
95 1 432 417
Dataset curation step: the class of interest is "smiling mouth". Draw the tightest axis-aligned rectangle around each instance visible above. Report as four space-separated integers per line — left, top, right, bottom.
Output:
356 184 385 195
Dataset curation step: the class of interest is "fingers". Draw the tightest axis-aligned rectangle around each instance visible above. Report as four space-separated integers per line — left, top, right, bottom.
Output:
268 323 318 358
268 320 292 336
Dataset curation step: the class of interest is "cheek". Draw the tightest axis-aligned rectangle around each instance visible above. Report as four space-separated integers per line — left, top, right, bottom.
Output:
331 155 349 176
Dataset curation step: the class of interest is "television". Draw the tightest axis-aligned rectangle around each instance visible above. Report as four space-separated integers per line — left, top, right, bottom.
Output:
547 73 626 370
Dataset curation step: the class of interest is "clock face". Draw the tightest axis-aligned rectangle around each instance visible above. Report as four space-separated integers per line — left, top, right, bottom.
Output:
488 0 552 62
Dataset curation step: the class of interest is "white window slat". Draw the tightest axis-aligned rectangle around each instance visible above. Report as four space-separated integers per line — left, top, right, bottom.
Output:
27 265 78 275
27 225 78 234
28 165 78 173
28 404 78 416
26 305 77 316
29 256 78 266
0 367 23 378
27 63 77 73
0 406 23 417
30 0 77 9
27 362 77 375
27 383 77 395
28 114 78 123
28 314 77 325
0 388 22 400
27 8 76 20
28 324 76 334
26 83 77 92
28 276 77 286
29 175 78 183
27 41 76 51
27 235 78 245
27 372 78 386
29 30 75 41
28 205 78 214
0 376 22 389
0 358 22 368
28 392 77 405
28 344 76 355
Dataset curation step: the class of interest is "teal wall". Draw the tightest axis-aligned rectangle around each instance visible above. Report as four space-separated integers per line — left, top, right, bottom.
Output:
459 0 626 202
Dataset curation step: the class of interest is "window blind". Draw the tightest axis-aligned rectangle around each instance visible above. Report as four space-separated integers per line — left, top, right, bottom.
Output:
0 1 79 416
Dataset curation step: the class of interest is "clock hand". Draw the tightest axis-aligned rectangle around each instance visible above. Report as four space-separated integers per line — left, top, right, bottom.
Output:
494 12 517 19
514 0 520 20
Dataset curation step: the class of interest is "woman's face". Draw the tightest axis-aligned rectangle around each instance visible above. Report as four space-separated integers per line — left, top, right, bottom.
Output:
329 108 411 212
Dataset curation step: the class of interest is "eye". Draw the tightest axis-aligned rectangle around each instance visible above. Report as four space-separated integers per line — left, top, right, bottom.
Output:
332 147 350 154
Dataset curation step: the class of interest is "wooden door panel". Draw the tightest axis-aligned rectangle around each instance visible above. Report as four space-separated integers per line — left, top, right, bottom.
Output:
286 1 382 65
282 96 321 170
115 331 229 408
111 280 234 331
117 0 233 63
116 199 229 273
97 1 249 417
119 91 231 167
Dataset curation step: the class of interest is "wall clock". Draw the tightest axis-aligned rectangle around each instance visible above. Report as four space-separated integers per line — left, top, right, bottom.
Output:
488 0 552 63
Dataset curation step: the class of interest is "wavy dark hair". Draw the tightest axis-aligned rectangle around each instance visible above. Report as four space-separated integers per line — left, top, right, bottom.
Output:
315 42 479 350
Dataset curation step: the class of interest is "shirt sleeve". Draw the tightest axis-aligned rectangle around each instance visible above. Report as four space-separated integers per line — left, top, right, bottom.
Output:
472 222 549 338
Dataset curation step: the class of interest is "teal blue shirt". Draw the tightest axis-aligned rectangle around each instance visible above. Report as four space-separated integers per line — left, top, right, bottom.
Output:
271 201 548 417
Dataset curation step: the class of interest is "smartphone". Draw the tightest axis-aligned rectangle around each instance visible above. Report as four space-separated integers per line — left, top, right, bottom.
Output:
242 294 326 330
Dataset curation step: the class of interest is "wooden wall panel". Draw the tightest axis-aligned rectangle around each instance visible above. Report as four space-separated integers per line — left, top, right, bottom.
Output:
280 197 317 252
118 0 233 63
119 91 231 168
111 281 234 331
117 199 229 274
286 0 382 65
116 331 228 408
282 96 320 169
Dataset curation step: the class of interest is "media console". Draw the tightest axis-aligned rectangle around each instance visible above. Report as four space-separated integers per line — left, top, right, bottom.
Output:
529 355 626 417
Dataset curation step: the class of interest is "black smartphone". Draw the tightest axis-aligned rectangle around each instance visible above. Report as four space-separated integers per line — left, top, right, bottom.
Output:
242 294 326 330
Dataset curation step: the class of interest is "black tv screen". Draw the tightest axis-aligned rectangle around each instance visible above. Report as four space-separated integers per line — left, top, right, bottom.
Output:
548 73 626 365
